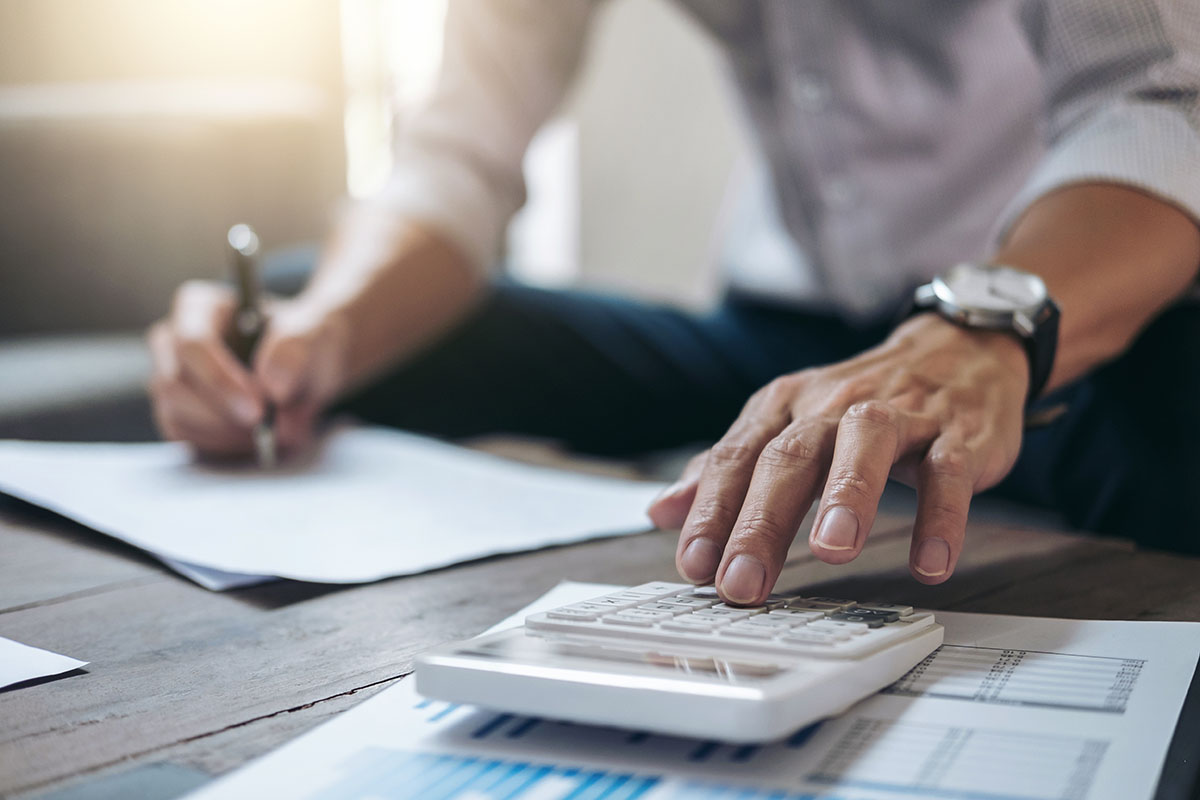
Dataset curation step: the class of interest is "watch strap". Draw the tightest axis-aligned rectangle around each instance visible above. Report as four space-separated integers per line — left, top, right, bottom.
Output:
1023 298 1060 405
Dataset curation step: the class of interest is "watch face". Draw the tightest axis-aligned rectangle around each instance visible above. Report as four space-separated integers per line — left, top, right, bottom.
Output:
937 263 1047 313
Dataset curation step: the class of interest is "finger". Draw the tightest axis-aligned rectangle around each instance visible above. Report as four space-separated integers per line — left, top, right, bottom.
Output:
273 402 320 454
676 386 792 585
147 322 179 383
170 282 262 426
717 419 836 604
151 380 253 455
809 401 938 564
256 333 312 408
648 450 708 530
256 307 348 408
910 437 974 584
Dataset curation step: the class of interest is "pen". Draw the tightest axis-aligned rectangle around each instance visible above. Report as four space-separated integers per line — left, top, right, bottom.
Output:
227 223 277 469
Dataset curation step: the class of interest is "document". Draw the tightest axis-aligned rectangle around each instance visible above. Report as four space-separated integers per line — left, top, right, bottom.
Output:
0 637 87 690
186 582 1200 800
0 428 664 590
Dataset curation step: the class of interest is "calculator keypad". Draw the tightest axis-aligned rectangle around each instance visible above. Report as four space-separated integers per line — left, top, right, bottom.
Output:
526 582 935 659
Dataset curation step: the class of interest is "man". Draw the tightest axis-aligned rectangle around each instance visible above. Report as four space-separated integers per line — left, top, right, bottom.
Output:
148 1 1200 605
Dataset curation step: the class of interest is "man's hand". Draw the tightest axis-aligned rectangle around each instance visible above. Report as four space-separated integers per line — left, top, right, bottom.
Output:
647 313 1030 604
147 281 349 458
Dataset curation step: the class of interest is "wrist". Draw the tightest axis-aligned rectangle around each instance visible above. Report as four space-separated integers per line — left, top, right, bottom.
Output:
893 311 1030 396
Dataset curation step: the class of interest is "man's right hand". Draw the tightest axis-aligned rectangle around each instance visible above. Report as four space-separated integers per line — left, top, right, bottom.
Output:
147 280 349 458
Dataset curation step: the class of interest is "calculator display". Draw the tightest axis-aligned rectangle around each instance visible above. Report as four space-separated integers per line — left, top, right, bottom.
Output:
461 633 785 683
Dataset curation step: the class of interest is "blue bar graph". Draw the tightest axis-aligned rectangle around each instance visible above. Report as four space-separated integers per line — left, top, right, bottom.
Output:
304 748 850 800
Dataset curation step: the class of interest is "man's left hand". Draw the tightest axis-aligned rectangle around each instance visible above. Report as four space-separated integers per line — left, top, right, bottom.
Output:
647 313 1030 604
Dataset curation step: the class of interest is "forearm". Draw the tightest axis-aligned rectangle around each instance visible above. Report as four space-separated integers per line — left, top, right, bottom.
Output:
993 183 1200 392
293 205 486 393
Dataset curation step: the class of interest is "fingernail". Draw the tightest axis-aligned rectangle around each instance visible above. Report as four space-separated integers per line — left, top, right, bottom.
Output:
721 555 766 604
680 538 721 582
914 538 951 577
813 506 859 551
231 396 260 426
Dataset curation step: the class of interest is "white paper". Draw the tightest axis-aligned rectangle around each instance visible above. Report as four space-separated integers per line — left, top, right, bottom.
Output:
155 556 274 591
186 582 1200 800
0 636 87 689
0 428 664 589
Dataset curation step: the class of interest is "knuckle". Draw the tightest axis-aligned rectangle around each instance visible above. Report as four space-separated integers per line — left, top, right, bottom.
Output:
732 511 794 549
174 279 214 309
828 378 871 410
825 470 875 503
687 496 743 530
844 400 899 429
708 438 762 466
925 447 971 480
760 432 819 467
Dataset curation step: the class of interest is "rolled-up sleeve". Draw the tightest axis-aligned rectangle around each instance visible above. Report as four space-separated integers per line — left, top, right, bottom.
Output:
376 0 599 270
998 0 1200 239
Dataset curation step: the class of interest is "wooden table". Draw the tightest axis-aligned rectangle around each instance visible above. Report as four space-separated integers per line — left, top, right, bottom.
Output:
2 488 1198 799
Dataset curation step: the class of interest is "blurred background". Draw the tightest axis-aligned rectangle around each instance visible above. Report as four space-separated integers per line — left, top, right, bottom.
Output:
0 0 749 441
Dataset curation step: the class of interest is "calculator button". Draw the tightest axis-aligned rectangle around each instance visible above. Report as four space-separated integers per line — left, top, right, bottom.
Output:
588 597 640 608
608 592 656 603
789 596 856 610
768 609 825 622
661 618 726 633
626 582 691 597
694 608 752 621
683 586 721 598
565 603 612 613
857 602 914 616
782 604 836 615
658 597 716 609
719 624 777 640
825 613 884 629
547 608 601 621
638 603 690 615
843 607 901 623
740 615 799 629
780 631 846 647
809 620 871 635
613 608 674 621
713 603 768 615
601 614 656 627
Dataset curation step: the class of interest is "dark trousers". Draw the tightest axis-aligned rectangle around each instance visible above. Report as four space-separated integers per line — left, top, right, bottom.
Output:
328 277 1200 555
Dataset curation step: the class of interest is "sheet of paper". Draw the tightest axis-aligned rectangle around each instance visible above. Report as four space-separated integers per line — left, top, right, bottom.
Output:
186 582 1200 800
0 427 664 589
0 636 87 690
155 556 274 591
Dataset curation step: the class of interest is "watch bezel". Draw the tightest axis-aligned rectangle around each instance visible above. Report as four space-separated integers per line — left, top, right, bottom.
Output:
920 264 1049 339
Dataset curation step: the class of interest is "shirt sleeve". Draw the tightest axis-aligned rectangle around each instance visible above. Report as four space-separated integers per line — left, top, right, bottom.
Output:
997 0 1200 241
375 0 599 271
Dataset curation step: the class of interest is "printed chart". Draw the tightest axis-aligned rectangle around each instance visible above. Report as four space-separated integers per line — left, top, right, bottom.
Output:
811 719 1108 800
884 645 1144 712
306 749 844 800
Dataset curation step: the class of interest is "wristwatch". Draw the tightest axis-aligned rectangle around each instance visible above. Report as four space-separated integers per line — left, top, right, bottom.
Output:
911 263 1061 404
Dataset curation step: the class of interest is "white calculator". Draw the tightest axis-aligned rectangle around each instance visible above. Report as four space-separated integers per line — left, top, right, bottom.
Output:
415 582 942 742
